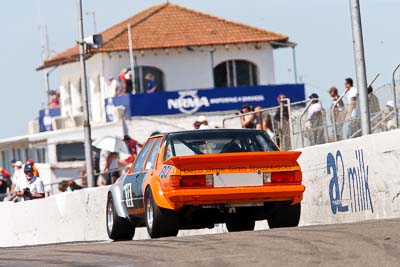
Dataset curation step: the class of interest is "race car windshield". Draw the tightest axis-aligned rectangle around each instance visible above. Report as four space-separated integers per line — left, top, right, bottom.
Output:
166 130 278 158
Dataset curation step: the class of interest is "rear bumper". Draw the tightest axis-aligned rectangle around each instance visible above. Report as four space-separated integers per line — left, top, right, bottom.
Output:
165 184 305 209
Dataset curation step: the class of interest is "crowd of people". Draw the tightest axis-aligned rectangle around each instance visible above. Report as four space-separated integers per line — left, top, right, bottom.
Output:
0 160 45 202
236 77 397 149
0 134 146 200
237 94 291 149
106 69 159 97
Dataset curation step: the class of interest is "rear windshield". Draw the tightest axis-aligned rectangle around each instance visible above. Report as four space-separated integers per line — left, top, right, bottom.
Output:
165 130 278 159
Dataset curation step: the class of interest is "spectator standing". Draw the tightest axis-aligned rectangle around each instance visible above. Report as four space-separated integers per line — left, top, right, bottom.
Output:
98 149 111 186
240 105 256 129
48 90 60 108
119 69 127 94
273 94 291 150
305 93 325 146
145 73 158 94
106 152 121 184
368 86 381 127
15 164 45 201
329 86 346 141
9 161 24 199
124 71 133 94
344 78 360 138
123 135 140 158
254 106 275 139
198 116 211 129
106 75 120 97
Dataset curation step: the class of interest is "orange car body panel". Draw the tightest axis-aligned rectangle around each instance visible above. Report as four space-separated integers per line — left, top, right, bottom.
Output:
135 138 305 211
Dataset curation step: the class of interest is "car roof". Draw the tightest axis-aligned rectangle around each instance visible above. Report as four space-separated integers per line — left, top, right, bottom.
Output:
165 128 264 136
147 128 266 140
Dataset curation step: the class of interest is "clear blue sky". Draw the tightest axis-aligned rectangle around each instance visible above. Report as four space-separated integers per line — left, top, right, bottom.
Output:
0 0 399 138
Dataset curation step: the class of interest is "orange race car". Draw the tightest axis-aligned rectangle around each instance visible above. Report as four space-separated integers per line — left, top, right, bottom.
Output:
106 129 305 240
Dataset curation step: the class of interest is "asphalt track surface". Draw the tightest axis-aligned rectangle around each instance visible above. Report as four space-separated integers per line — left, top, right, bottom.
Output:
1 219 400 267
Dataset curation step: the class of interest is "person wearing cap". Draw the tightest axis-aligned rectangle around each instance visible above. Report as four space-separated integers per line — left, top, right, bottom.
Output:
383 100 397 130
27 159 40 177
305 93 325 146
15 164 45 201
198 115 211 129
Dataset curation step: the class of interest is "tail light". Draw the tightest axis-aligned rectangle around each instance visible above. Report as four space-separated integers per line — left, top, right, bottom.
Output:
179 174 214 188
264 171 302 184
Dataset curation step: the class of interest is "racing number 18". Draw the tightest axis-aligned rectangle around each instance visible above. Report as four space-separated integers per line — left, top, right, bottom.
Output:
123 183 134 208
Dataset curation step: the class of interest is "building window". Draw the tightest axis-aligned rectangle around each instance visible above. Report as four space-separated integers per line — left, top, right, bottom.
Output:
56 142 85 162
214 60 258 87
36 147 47 163
136 66 165 93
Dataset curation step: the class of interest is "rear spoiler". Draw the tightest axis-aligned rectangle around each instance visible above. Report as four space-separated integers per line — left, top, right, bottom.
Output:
164 151 301 170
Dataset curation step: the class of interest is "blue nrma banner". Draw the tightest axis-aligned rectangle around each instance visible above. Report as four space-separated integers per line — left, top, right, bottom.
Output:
105 84 305 121
39 108 61 132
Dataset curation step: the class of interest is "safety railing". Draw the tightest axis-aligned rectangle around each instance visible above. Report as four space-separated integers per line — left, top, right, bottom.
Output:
221 79 399 150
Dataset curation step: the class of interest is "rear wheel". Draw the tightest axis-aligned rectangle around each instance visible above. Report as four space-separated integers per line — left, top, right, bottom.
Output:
145 188 179 238
267 203 301 229
106 194 135 240
226 212 255 232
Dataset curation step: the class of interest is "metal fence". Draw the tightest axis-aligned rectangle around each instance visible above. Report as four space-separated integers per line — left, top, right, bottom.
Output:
222 81 400 150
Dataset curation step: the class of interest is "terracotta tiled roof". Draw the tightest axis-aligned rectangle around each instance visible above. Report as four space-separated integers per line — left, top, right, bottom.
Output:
38 3 289 70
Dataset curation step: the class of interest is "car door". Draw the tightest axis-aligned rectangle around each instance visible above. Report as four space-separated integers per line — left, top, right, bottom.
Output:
135 137 163 206
123 139 154 214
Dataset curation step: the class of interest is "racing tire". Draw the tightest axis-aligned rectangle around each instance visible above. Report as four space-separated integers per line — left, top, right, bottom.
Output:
267 203 301 229
106 193 135 241
145 188 179 238
226 214 255 232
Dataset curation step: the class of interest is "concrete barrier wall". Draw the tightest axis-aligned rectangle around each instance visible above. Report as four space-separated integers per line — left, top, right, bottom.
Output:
1 130 400 247
299 129 400 225
0 187 109 247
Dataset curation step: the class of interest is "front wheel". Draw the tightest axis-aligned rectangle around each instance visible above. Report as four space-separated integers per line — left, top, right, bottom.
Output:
145 188 179 238
106 193 135 240
267 203 301 229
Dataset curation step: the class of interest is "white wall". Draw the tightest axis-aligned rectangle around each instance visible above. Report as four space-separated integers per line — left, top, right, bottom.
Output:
298 129 400 225
101 43 275 91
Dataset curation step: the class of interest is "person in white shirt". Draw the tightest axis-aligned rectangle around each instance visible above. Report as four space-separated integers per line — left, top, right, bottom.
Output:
106 75 120 98
15 164 45 201
8 161 25 200
344 78 360 138
305 93 325 145
198 115 211 129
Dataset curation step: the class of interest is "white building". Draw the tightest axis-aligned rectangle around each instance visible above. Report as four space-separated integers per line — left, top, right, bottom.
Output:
0 3 302 186
37 3 297 126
